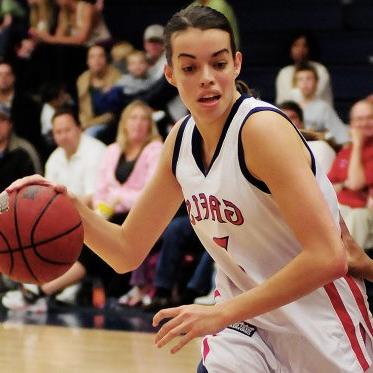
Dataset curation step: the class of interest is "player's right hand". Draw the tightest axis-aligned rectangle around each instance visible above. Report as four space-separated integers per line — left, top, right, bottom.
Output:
5 175 67 195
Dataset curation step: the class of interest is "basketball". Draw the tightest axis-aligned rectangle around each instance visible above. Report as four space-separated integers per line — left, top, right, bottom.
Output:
0 184 84 284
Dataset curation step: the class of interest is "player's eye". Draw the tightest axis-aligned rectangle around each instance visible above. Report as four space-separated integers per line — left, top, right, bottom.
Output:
214 61 227 70
182 65 195 73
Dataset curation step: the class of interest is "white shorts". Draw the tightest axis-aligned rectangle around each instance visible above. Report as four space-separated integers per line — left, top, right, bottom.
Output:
199 322 373 373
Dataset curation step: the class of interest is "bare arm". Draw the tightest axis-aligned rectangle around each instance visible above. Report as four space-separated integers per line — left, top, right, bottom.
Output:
32 3 94 45
341 213 373 281
345 128 366 190
215 111 347 324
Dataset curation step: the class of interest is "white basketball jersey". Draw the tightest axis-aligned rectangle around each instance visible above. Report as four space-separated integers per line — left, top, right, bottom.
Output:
173 95 373 372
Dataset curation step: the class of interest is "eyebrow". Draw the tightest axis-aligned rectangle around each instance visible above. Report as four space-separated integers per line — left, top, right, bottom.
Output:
177 48 230 59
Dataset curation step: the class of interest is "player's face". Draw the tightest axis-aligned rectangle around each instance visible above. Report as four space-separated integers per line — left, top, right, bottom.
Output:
165 27 241 126
295 70 317 98
52 114 81 155
124 106 151 144
350 102 373 138
87 46 107 74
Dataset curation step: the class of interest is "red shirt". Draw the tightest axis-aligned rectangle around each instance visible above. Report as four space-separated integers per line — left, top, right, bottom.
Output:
328 137 373 208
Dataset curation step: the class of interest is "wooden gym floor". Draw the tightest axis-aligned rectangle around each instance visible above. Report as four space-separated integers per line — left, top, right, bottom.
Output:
0 303 201 372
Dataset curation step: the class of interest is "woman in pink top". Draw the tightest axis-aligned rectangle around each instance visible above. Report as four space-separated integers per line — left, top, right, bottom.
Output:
94 99 163 306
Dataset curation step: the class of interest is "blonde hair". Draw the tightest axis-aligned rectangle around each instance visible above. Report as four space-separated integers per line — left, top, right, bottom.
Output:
116 100 161 152
126 50 147 64
111 41 134 63
29 0 53 31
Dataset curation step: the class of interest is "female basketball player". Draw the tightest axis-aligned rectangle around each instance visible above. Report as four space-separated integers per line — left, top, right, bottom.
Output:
6 6 373 372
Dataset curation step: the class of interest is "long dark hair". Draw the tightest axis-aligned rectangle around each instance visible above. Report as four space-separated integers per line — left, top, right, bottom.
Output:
164 6 236 65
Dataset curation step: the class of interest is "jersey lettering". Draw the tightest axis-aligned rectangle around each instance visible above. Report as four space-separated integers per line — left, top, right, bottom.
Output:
186 194 244 226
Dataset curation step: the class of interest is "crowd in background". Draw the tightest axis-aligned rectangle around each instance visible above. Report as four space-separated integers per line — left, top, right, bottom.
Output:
0 0 372 314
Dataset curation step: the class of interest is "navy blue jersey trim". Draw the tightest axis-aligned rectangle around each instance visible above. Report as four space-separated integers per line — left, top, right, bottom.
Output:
192 94 250 176
172 115 191 176
238 107 316 194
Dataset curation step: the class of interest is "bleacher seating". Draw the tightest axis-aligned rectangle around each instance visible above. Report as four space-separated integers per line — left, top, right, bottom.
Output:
104 0 373 118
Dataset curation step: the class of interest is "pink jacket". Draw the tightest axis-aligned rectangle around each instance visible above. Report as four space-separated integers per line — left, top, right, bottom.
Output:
93 140 163 213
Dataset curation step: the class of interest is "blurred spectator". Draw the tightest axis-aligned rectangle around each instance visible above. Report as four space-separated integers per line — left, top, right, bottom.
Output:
45 106 106 206
143 24 165 80
0 0 26 59
293 63 349 145
77 44 120 139
17 0 56 59
0 106 40 192
189 0 239 48
110 40 134 74
40 81 71 150
29 0 110 47
0 62 42 153
94 100 163 306
279 100 336 173
328 99 373 249
26 0 112 98
114 50 157 95
276 33 333 106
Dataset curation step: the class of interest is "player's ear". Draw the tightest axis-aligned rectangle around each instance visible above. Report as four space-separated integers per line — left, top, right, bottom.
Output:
164 64 176 87
233 51 242 77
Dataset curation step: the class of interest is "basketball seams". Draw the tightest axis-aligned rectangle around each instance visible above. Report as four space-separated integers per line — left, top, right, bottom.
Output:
0 230 13 274
14 190 38 281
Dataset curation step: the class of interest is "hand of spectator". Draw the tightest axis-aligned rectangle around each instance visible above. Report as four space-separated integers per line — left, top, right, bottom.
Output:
16 39 36 59
350 127 364 147
29 28 53 44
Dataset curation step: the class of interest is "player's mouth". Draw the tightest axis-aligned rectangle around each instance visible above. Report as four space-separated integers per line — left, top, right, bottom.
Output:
197 94 221 105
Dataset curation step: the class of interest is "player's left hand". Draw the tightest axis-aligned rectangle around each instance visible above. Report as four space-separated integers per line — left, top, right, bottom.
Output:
153 303 226 353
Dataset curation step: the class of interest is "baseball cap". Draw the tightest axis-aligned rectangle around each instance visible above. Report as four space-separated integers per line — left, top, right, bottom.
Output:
144 24 164 42
0 105 11 121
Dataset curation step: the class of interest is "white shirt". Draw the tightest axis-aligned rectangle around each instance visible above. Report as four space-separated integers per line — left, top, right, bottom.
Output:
308 140 336 174
275 60 333 105
40 103 54 135
45 134 106 197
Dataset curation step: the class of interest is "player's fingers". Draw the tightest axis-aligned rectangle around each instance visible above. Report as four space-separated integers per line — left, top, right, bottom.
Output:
154 314 184 344
170 333 194 354
152 306 182 327
156 321 189 348
6 175 49 192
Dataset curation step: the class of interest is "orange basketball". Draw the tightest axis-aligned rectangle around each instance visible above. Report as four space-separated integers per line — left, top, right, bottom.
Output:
0 184 83 284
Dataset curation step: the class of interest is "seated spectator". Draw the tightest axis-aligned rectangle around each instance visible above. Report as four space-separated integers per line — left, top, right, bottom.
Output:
17 0 56 59
114 50 158 95
328 99 373 249
278 100 336 173
276 33 333 105
0 0 26 59
110 40 134 74
0 62 42 154
293 63 349 145
0 106 40 191
143 24 166 80
27 0 112 98
40 82 72 151
94 100 163 306
77 44 121 139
